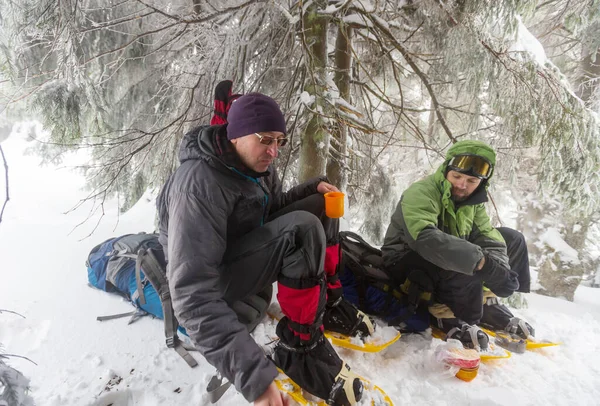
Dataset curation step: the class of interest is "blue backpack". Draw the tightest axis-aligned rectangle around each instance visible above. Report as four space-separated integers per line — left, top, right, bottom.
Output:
338 231 432 333
86 232 198 367
86 232 273 372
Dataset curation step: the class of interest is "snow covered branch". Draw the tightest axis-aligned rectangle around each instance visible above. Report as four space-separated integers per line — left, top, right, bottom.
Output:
0 313 34 406
0 145 9 226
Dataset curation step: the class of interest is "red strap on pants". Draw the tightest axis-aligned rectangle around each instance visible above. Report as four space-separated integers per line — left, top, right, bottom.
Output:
324 244 342 290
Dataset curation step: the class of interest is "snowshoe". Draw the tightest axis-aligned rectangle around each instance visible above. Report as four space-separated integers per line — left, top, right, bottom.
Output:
431 317 510 361
323 297 375 338
268 303 400 353
274 367 394 406
505 317 535 340
446 324 490 351
480 300 535 340
433 317 490 351
490 330 527 354
480 327 561 351
272 317 363 406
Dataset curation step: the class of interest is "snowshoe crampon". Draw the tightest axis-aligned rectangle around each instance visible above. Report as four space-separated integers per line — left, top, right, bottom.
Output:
480 327 561 351
274 368 393 406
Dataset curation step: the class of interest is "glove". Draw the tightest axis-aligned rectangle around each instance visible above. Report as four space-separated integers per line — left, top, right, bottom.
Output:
478 254 519 297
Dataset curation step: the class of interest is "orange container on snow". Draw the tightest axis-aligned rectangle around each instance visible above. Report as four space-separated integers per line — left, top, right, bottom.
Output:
455 366 479 382
436 342 481 382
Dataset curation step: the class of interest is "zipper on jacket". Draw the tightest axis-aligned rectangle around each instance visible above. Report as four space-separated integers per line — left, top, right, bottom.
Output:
231 168 269 225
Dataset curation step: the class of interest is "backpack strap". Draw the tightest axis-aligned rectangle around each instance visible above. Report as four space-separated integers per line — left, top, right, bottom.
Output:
386 272 434 327
138 247 198 368
207 372 232 403
135 253 147 305
105 247 149 307
96 247 147 322
97 311 138 321
96 307 148 324
127 308 148 325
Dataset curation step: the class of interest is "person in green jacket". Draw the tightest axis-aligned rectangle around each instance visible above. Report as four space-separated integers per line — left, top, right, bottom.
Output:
382 140 533 350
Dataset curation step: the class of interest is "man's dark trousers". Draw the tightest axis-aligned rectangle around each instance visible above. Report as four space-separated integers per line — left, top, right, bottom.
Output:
220 194 336 336
389 227 530 325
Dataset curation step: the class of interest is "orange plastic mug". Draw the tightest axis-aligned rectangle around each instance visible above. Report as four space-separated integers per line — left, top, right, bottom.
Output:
324 192 345 218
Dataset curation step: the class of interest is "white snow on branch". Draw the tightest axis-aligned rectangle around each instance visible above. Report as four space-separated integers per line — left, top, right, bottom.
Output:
302 0 314 14
509 16 586 107
334 97 362 117
322 3 345 14
343 14 372 28
274 4 300 24
508 16 547 67
371 15 389 30
538 227 580 265
300 91 315 106
351 0 375 13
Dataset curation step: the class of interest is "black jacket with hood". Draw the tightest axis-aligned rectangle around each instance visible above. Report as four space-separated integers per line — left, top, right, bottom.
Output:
156 125 324 402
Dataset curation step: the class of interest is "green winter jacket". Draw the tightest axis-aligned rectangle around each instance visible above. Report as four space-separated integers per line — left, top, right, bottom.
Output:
381 140 509 275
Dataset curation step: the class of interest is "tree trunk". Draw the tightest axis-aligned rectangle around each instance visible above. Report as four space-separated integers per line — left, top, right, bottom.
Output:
327 23 352 189
536 216 588 302
298 1 330 182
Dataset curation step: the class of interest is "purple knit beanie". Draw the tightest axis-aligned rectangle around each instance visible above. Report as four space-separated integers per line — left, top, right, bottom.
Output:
226 93 287 140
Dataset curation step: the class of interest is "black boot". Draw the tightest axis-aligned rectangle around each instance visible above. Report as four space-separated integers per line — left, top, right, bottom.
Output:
323 297 375 338
505 317 535 339
273 317 363 405
480 298 513 331
436 317 489 351
480 299 535 339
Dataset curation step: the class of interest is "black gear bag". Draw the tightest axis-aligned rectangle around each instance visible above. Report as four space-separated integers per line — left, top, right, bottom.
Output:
337 231 432 332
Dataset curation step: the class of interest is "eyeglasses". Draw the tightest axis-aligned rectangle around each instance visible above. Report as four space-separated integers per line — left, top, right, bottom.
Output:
448 154 492 179
254 133 288 147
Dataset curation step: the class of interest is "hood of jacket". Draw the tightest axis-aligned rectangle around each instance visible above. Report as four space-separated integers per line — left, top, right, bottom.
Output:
177 124 270 179
433 140 496 207
442 139 496 179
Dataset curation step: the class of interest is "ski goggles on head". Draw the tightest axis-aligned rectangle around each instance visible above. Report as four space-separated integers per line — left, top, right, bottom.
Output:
447 154 492 179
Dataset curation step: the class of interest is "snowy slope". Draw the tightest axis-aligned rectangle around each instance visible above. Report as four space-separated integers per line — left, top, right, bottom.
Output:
1 126 600 406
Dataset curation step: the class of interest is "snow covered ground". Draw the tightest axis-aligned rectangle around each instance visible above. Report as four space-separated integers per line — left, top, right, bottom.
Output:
2 126 600 406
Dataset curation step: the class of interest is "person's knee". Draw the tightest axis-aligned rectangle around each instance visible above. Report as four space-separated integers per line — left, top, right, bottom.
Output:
305 193 325 213
275 210 321 232
498 227 527 249
277 211 326 266
437 273 483 307
287 210 324 237
286 194 324 218
510 229 526 247
490 285 517 298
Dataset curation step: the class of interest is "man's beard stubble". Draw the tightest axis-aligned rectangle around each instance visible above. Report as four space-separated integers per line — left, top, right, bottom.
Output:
451 192 469 203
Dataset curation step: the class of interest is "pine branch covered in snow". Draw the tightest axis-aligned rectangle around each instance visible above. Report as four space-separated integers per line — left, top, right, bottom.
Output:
0 346 34 406
1 0 600 233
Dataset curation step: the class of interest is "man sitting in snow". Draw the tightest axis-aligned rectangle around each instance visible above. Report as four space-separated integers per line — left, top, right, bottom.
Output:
156 92 372 405
381 140 534 350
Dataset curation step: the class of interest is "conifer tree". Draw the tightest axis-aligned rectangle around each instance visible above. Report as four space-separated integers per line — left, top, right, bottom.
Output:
1 0 600 296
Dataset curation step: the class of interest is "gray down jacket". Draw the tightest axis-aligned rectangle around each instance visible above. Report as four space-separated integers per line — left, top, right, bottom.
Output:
156 125 323 402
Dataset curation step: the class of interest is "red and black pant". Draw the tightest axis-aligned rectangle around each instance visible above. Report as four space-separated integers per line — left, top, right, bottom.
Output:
220 194 338 343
